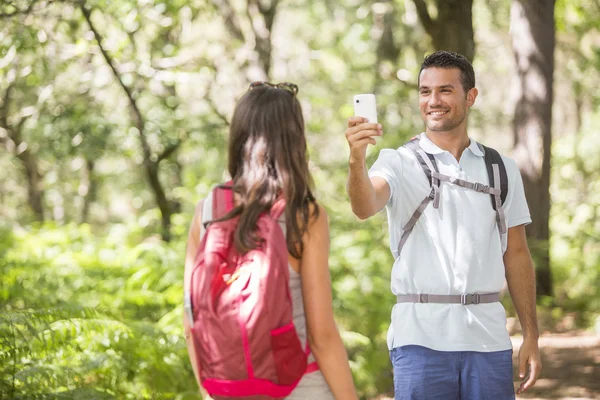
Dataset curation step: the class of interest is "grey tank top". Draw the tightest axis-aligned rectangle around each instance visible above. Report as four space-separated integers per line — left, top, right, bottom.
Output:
201 194 334 399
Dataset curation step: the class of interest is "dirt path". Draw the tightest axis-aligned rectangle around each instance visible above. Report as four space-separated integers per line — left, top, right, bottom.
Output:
371 332 600 400
511 333 600 400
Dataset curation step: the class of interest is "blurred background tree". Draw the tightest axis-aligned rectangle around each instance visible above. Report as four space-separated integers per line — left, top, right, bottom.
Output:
1 0 599 398
510 0 555 297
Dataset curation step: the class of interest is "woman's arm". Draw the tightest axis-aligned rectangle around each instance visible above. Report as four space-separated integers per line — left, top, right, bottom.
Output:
300 203 359 400
183 199 204 387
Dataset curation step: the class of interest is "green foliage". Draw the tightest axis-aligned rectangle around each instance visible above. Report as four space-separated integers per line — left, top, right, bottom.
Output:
550 109 600 318
0 218 392 398
0 224 201 399
329 215 396 397
1 0 600 398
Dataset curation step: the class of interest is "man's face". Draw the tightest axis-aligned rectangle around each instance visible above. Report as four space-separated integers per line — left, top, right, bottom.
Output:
418 67 477 133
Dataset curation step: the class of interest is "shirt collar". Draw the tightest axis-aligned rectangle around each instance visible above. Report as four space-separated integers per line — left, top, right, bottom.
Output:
418 132 484 157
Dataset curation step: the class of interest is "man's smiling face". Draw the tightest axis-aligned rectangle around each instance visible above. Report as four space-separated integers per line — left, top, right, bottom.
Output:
418 67 477 133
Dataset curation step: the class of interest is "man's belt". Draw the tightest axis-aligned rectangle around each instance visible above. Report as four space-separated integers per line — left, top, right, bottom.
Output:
396 292 500 305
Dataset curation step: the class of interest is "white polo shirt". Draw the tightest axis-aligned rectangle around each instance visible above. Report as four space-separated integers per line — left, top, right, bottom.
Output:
368 133 531 352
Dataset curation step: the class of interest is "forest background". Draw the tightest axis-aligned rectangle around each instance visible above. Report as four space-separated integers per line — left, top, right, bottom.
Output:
1 0 599 399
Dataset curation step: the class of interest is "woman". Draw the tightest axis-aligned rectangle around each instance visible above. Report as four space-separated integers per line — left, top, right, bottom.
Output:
183 82 358 399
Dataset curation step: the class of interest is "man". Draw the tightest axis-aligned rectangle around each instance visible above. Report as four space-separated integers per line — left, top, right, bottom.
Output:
345 51 542 399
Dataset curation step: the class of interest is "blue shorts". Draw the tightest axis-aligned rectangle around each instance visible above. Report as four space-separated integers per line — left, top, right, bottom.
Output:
390 345 515 400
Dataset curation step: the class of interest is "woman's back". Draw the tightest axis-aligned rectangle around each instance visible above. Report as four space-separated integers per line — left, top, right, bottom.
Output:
184 81 358 400
201 192 334 399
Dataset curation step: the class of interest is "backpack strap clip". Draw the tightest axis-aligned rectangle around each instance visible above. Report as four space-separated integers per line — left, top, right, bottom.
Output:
473 182 487 193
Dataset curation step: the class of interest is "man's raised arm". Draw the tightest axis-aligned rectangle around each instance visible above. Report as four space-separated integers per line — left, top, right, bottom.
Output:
344 117 389 219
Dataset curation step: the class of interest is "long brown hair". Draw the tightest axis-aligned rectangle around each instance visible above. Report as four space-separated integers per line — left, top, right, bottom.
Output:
225 82 318 258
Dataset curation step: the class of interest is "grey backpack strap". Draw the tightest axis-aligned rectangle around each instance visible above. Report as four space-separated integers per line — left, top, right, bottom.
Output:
397 194 435 256
477 143 509 246
397 139 441 257
429 171 501 196
405 138 440 188
416 149 441 209
200 190 214 239
492 163 508 235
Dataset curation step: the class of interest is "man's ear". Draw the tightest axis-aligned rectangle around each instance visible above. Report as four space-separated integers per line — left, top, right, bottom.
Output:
466 87 478 107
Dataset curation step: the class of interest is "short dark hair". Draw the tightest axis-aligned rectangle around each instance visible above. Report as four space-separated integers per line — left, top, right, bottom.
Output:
419 51 475 92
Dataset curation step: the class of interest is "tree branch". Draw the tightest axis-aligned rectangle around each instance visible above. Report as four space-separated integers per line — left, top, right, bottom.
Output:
206 95 230 126
157 140 181 163
0 83 20 153
80 4 152 160
0 83 13 130
258 0 279 32
412 0 435 35
16 114 30 133
246 0 278 77
0 82 27 147
207 97 230 126
211 0 245 42
204 79 230 126
0 79 45 220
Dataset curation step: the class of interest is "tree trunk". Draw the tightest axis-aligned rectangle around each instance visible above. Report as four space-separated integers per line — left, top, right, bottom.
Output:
212 0 280 79
146 160 173 242
0 84 45 221
19 148 45 222
80 158 97 224
412 0 475 62
510 0 555 297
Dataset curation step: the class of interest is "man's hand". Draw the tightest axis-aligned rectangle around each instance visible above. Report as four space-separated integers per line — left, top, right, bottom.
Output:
516 337 542 395
344 117 382 163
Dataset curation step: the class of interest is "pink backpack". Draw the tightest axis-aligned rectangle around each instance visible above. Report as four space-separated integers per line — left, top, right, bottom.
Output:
187 183 318 399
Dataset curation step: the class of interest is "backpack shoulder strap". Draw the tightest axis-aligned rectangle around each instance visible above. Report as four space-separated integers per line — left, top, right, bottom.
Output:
396 137 441 258
212 181 235 219
478 144 508 208
404 137 439 186
201 181 234 232
200 193 213 238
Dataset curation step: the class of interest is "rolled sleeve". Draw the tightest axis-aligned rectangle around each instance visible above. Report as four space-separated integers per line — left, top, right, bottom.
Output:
368 149 402 206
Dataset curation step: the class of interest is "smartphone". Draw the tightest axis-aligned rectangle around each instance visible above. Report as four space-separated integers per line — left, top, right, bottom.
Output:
353 94 378 124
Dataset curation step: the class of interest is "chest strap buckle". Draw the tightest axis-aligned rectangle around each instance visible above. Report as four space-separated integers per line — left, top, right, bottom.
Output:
461 293 481 305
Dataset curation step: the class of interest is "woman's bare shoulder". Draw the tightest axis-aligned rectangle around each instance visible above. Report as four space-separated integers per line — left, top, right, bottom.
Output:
303 201 328 236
